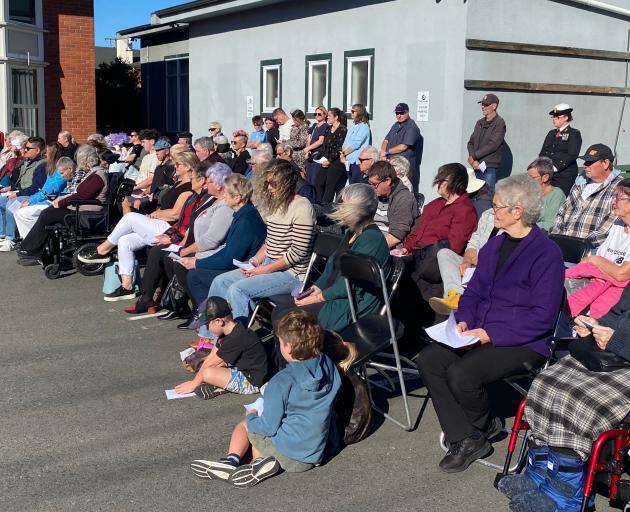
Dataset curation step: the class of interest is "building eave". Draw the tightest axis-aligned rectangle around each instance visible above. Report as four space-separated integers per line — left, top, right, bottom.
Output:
152 0 289 24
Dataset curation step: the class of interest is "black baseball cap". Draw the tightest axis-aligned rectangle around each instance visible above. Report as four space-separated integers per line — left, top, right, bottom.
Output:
177 131 193 139
579 143 614 163
478 93 499 106
205 296 232 321
394 103 409 113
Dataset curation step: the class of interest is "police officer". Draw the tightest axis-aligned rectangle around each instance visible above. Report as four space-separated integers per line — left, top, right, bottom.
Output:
539 103 582 196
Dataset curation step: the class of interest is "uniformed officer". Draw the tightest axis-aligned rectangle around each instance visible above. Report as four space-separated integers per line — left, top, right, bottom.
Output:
539 103 582 196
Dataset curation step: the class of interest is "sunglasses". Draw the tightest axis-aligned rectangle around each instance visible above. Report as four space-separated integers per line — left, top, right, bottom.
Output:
351 110 357 113
315 112 324 117
208 128 219 132
358 157 372 163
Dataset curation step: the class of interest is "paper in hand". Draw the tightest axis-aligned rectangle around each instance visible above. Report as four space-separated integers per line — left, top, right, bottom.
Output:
244 397 264 416
165 389 196 400
478 161 487 173
233 259 254 271
462 267 476 286
161 244 181 253
425 312 479 349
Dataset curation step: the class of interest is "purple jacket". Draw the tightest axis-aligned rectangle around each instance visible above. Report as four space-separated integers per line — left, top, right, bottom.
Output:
456 225 564 356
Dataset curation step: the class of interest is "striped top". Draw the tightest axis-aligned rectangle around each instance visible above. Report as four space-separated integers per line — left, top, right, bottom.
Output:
265 196 315 279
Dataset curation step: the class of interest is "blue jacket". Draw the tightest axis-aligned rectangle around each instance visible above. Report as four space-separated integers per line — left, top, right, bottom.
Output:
456 225 565 357
246 353 341 464
343 122 371 164
196 202 266 271
28 170 67 205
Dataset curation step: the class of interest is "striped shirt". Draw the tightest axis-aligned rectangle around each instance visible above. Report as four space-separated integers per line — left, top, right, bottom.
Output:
265 196 315 279
551 172 622 248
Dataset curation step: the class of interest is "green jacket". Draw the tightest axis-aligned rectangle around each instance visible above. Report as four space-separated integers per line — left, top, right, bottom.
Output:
316 225 391 333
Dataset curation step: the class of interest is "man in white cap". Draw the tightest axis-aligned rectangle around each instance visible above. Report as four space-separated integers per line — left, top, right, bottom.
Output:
539 103 582 196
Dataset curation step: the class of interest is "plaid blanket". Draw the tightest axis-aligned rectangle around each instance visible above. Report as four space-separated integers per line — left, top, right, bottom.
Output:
525 355 630 460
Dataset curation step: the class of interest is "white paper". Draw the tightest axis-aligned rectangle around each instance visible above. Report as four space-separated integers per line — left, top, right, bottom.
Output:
165 389 196 400
425 312 479 349
180 347 195 361
478 161 487 173
0 191 12 197
168 252 183 263
131 193 145 199
462 267 476 286
233 259 254 271
161 244 180 253
244 397 264 416
313 157 329 165
7 200 21 215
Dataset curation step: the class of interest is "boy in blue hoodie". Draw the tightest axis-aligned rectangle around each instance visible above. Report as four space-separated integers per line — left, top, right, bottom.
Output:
190 310 341 487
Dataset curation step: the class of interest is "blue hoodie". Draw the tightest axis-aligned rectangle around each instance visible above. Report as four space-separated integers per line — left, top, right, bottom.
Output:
246 353 341 464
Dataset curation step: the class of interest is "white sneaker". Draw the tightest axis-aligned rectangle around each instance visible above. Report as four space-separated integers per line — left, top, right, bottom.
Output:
0 240 16 251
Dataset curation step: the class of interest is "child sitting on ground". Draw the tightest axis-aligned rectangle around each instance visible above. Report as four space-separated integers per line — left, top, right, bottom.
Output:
174 296 268 400
189 310 342 487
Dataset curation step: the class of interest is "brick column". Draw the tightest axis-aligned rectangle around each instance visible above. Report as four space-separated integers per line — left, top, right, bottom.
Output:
42 0 95 142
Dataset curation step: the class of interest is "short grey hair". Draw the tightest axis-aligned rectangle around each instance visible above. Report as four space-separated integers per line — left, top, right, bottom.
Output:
74 144 100 171
390 155 410 180
11 134 28 148
87 133 107 146
527 156 554 181
208 121 222 131
58 130 73 143
495 174 543 226
253 151 273 167
56 156 76 171
194 137 215 151
257 142 273 157
360 145 380 162
205 162 232 186
328 183 378 233
276 142 293 156
224 174 253 204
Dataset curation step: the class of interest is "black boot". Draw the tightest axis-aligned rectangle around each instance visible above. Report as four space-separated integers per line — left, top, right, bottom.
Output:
438 434 491 473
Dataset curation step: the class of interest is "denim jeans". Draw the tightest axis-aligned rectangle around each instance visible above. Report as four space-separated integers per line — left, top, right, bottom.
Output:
0 195 27 240
476 167 497 187
207 256 301 322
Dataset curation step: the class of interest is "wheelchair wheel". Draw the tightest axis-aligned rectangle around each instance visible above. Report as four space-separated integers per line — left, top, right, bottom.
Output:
44 263 61 280
73 243 105 276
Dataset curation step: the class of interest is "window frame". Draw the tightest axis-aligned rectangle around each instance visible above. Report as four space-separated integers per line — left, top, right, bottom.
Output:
260 59 282 115
8 0 37 25
9 66 40 136
343 48 375 120
304 53 332 119
164 54 189 133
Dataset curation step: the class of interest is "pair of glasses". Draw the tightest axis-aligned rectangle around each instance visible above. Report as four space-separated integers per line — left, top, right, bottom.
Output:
208 128 218 132
315 112 324 117
369 180 382 188
24 146 36 151
613 195 630 203
491 203 509 212
358 157 372 163
351 110 357 113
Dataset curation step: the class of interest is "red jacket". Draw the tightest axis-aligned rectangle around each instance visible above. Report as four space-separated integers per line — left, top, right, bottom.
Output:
403 193 478 254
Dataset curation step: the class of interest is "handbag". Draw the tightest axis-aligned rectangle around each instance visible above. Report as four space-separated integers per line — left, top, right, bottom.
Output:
569 337 630 372
335 371 374 445
160 275 189 314
102 261 141 294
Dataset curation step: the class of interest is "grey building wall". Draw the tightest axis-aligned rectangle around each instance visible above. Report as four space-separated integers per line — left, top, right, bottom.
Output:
465 0 630 176
187 0 468 197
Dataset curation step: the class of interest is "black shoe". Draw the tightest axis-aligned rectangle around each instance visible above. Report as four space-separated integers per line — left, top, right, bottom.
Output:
177 313 199 329
103 286 138 302
438 435 492 473
17 256 41 267
484 416 504 441
78 247 111 264
158 310 180 321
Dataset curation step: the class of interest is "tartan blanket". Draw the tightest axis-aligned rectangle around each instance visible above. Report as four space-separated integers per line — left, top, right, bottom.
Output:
524 355 630 460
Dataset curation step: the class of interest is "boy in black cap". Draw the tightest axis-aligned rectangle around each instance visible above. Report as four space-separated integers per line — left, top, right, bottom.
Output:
174 297 268 399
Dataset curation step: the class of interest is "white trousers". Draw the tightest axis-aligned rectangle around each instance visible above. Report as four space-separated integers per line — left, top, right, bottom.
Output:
107 212 170 275
14 204 50 238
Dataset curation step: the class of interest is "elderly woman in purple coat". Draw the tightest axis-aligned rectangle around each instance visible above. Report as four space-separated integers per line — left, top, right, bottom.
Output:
417 174 565 474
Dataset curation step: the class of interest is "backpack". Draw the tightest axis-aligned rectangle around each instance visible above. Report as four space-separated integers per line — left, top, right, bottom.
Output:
335 371 374 445
102 261 141 295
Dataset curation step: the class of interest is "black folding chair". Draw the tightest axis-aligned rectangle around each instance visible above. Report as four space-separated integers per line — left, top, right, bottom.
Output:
549 233 591 264
337 252 415 430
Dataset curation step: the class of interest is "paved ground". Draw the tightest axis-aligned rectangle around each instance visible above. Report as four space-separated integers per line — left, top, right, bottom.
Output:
0 255 618 512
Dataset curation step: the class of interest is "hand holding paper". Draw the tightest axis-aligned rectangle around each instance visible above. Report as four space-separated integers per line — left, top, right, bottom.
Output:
425 312 479 349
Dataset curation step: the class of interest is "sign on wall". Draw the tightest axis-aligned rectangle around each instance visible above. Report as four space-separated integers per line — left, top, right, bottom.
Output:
246 96 255 118
417 91 429 122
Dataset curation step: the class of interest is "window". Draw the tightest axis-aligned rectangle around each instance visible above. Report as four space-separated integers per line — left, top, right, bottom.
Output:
305 54 332 116
343 49 375 117
260 59 282 114
165 56 189 132
11 68 38 136
9 0 36 24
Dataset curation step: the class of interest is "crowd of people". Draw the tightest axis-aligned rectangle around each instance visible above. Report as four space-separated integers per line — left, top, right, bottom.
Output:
2 96 630 509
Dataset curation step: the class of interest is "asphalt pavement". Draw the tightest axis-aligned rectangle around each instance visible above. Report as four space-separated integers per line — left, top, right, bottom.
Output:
0 255 617 512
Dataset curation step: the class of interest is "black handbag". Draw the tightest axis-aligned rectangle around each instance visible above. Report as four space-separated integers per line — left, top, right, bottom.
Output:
569 338 630 372
160 275 189 313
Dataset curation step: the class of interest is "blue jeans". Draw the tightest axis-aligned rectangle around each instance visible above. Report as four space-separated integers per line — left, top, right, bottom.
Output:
207 257 301 322
187 267 228 308
476 167 497 187
0 195 26 240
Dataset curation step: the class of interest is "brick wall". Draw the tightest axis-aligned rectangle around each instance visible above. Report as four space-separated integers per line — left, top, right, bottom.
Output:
42 0 95 142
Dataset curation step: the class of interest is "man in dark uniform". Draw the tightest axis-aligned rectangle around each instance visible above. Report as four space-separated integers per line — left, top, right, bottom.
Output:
380 102 423 192
539 103 582 196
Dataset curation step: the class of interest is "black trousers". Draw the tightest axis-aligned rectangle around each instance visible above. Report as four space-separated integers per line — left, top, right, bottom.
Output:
314 160 347 204
551 167 578 197
138 244 193 307
417 342 545 443
21 207 72 255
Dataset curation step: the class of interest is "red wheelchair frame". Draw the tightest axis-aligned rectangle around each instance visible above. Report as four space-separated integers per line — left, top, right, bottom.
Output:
497 399 630 512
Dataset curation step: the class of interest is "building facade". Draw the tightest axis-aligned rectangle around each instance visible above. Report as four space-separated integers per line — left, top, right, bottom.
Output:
120 0 630 196
0 0 95 140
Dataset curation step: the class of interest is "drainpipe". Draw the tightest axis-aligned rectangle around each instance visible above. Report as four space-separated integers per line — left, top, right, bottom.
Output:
564 0 630 18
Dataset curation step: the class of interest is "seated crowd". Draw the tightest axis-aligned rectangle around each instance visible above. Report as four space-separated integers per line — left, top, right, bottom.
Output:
1 104 629 509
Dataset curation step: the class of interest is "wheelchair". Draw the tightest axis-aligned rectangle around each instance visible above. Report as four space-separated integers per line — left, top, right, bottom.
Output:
40 172 134 279
496 398 630 512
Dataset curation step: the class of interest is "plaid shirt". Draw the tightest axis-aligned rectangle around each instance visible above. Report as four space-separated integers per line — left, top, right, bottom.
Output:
551 172 622 248
525 355 630 460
